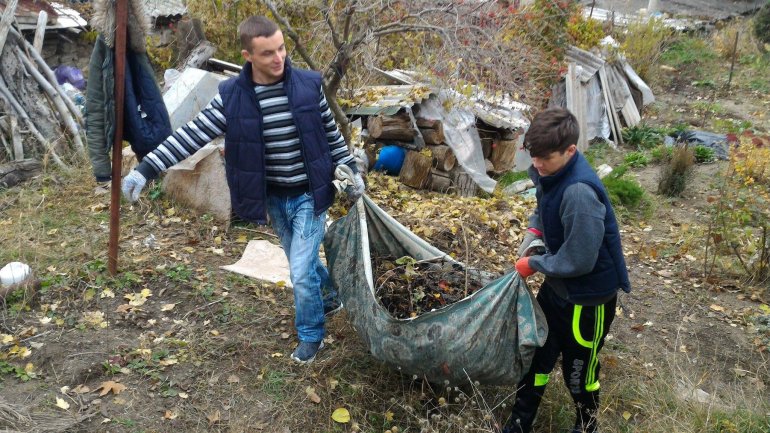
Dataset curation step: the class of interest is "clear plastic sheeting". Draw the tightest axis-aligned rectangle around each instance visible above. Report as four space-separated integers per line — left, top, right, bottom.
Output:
324 196 548 385
418 92 498 193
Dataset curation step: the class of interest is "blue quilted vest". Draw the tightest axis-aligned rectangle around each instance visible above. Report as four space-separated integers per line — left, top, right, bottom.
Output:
536 152 631 301
218 60 335 224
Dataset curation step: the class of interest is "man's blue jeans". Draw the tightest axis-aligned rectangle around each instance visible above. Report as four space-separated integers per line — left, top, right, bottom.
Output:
266 192 335 343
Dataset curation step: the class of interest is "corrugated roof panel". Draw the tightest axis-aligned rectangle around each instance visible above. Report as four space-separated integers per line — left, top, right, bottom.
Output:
142 0 187 18
343 85 432 117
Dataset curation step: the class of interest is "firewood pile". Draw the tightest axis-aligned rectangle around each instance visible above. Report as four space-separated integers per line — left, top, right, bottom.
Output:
0 3 85 185
364 110 522 197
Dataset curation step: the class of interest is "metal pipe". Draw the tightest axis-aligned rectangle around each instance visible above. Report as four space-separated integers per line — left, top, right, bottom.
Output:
108 0 128 275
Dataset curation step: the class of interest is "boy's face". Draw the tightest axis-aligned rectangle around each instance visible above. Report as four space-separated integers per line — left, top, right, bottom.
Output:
531 144 577 176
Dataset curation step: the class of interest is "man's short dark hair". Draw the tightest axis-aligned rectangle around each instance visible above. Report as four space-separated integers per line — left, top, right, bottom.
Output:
238 16 280 52
523 107 579 158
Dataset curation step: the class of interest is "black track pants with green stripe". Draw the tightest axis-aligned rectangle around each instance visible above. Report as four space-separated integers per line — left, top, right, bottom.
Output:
509 284 617 432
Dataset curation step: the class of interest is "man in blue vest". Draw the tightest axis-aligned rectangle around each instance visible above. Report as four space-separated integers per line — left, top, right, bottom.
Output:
504 108 631 433
121 15 364 364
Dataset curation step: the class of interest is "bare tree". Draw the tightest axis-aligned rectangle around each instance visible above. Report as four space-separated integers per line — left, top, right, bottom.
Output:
261 0 557 144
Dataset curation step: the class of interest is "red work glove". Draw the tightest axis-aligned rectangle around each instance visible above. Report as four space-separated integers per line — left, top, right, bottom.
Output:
515 257 536 277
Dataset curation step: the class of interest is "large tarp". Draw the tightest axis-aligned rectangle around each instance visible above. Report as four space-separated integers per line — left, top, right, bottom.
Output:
324 196 548 386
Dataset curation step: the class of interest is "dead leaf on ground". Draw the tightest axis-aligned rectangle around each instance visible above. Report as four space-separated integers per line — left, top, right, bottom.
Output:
227 374 240 383
97 380 126 396
208 410 221 425
55 397 70 410
305 386 321 404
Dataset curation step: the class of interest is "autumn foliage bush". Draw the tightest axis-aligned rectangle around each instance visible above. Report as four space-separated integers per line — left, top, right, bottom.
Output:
707 135 770 286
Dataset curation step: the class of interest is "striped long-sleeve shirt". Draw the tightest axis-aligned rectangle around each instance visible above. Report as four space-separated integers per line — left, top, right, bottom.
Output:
136 81 354 193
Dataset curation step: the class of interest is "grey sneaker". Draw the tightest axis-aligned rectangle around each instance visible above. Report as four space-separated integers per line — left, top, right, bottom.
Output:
323 301 343 317
291 341 325 364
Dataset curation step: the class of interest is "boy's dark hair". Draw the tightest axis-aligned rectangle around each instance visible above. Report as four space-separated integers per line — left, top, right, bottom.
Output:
238 16 280 53
523 107 579 157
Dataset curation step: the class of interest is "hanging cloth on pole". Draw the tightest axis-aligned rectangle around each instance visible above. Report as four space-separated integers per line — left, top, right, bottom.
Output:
85 0 171 181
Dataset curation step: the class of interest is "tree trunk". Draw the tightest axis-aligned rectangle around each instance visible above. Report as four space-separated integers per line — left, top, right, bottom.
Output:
0 158 41 188
399 150 432 189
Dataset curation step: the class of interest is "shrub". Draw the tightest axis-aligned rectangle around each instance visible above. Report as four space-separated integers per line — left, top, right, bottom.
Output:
707 135 770 285
620 18 673 81
566 12 605 50
602 164 645 210
622 124 662 150
624 151 650 168
657 145 694 196
693 145 716 163
604 176 645 209
753 2 770 49
650 145 673 163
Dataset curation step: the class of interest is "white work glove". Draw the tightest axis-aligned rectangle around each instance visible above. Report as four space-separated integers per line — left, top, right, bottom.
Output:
121 170 147 202
517 229 544 257
345 172 366 202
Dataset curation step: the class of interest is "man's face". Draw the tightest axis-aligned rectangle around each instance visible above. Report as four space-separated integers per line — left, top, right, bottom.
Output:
241 30 286 84
531 144 577 176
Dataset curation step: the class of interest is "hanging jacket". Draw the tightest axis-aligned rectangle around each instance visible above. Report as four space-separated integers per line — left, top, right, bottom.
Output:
85 0 170 181
218 60 335 224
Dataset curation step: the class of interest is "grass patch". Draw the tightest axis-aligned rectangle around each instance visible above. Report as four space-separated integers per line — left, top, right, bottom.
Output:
497 170 529 189
660 36 717 68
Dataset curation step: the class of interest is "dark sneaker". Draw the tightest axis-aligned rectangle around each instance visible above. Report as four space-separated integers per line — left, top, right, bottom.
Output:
323 301 343 317
291 341 325 364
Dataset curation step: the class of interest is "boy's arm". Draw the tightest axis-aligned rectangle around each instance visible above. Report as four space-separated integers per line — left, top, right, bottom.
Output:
528 183 605 277
134 94 227 181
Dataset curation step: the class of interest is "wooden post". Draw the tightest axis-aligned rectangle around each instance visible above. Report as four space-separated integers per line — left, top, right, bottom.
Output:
9 115 22 161
727 31 739 91
33 11 47 53
108 0 129 276
0 0 19 55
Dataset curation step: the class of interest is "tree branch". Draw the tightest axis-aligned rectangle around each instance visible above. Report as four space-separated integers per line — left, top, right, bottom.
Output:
322 0 343 49
262 0 320 72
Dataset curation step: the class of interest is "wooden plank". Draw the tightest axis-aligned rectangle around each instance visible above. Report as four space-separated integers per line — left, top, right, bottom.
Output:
565 63 588 151
32 11 47 53
598 65 623 146
0 0 19 55
9 115 23 161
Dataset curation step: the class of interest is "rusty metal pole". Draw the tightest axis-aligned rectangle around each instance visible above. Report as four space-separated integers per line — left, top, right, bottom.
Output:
108 0 128 275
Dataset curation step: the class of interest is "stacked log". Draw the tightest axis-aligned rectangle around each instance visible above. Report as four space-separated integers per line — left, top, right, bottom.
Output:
416 118 444 146
365 109 519 197
399 150 432 189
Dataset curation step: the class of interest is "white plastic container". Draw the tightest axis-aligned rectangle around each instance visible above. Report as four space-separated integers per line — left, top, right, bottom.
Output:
0 262 31 287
